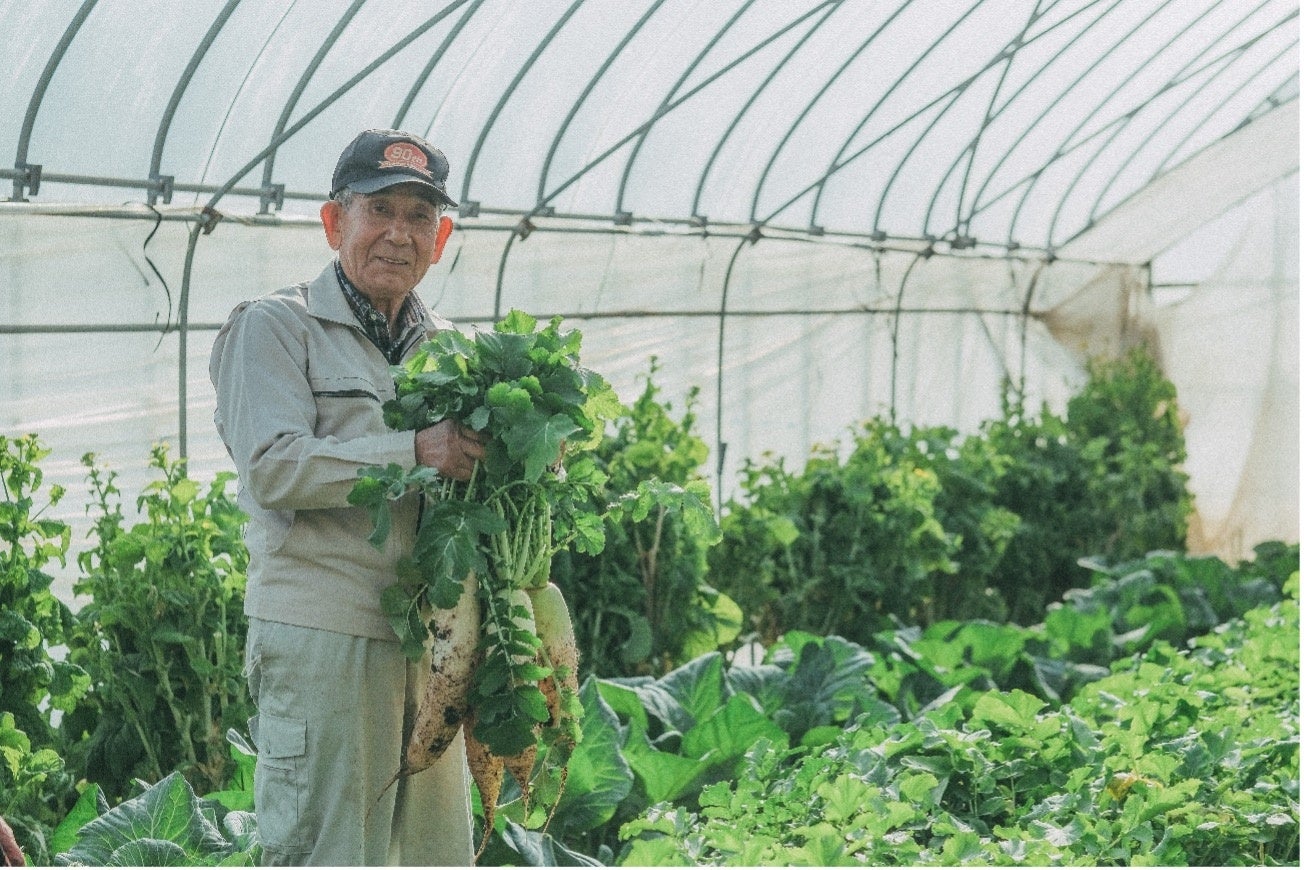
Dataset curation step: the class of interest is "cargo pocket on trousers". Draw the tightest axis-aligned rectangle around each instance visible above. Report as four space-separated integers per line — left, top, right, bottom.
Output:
252 712 310 852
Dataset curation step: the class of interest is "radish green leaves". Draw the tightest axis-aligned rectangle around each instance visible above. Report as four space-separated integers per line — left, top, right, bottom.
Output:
350 310 717 756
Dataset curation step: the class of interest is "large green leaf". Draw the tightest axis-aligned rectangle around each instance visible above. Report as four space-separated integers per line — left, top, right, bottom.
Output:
107 838 189 866
203 729 257 813
551 679 634 834
48 784 106 858
498 821 602 866
623 729 717 805
681 692 788 763
413 499 502 590
54 773 227 866
593 679 650 735
969 688 1047 731
655 652 728 728
499 411 581 483
1043 602 1113 661
677 590 742 659
476 329 535 379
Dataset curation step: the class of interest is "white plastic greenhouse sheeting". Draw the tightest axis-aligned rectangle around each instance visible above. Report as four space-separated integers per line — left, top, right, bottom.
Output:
1153 174 1299 557
2 208 1117 494
1 0 1298 604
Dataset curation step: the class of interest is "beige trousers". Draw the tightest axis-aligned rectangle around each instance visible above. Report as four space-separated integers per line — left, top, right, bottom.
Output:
245 618 474 866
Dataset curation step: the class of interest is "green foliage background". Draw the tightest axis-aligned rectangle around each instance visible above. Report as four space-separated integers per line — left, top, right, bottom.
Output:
60 446 253 804
553 361 740 679
0 343 1296 868
617 566 1299 867
709 346 1195 642
0 435 88 863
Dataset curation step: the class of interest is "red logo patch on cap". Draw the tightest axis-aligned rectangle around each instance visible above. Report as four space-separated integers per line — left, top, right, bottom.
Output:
378 142 433 178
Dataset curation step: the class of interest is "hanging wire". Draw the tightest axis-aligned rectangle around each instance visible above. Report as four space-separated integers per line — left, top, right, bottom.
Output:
887 246 930 424
713 234 754 511
1016 259 1045 409
491 216 528 322
177 220 205 457
140 203 174 350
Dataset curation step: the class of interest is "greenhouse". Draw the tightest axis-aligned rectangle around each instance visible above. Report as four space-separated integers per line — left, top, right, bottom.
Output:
1 0 1299 866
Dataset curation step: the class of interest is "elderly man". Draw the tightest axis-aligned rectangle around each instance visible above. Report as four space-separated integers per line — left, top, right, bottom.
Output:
210 129 483 866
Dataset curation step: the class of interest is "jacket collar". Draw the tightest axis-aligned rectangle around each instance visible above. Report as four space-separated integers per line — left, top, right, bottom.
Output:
306 263 359 327
304 262 447 334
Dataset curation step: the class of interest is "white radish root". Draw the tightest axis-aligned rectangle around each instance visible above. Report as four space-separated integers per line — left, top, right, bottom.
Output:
405 571 481 770
527 581 581 743
463 582 582 856
465 711 504 862
524 581 582 830
370 572 479 814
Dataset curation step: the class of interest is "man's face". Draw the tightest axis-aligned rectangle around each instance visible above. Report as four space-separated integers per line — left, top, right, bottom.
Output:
323 185 443 306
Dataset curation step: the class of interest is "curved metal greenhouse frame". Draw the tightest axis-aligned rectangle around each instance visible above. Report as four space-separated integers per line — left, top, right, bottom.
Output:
2 0 1298 560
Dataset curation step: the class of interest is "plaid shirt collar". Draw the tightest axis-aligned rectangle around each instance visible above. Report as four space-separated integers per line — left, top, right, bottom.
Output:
334 260 429 364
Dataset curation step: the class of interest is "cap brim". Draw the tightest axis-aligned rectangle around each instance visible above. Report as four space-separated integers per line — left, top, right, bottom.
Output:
346 175 459 208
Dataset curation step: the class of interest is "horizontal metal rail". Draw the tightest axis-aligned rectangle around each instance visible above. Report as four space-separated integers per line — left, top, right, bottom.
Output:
0 305 1040 337
1 194 1101 263
0 168 322 204
0 322 228 334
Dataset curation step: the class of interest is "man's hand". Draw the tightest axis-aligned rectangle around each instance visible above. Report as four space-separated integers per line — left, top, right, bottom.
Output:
415 419 486 481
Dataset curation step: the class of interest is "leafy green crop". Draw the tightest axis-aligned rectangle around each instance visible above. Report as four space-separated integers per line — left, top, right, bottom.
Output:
553 360 737 679
52 771 260 866
1 710 77 866
711 430 959 646
711 346 1196 639
349 311 717 758
529 544 1297 864
983 347 1193 622
0 434 89 863
617 573 1299 866
0 434 86 743
62 446 252 803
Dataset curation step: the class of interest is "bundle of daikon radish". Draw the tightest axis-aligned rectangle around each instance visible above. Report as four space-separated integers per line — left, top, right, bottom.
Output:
350 310 714 858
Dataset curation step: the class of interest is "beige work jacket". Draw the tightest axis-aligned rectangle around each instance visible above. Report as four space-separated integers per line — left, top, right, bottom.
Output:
209 264 450 640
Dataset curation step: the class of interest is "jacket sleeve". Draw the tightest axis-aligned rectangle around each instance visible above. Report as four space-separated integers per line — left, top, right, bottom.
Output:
209 297 416 511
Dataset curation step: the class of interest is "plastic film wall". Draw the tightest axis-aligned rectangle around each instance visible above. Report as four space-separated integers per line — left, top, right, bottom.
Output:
3 205 1154 602
1 0 1298 600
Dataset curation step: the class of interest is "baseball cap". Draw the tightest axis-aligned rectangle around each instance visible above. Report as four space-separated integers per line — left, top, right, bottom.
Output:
330 129 458 208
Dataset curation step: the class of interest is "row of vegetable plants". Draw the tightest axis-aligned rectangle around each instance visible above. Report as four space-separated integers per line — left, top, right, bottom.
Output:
1 438 252 864
617 570 1299 865
1 340 1296 865
709 347 1194 640
23 542 1300 866
464 539 1297 865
